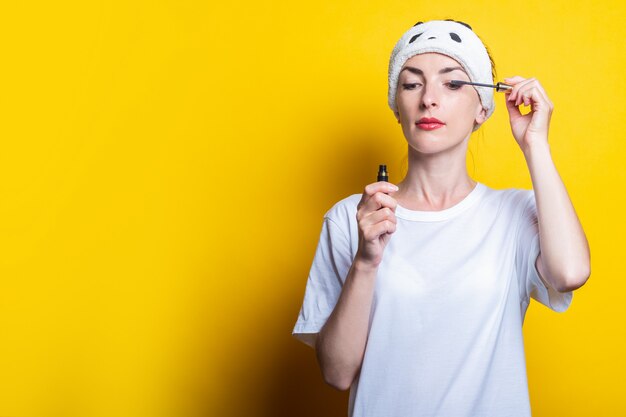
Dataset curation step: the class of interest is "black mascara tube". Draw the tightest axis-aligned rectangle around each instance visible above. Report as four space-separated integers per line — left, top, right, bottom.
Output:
377 164 388 182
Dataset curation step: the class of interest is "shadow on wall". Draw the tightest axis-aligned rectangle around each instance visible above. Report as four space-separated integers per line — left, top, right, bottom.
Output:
259 125 393 416
264 335 350 417
199 113 393 417
270 111 403 416
258 144 392 417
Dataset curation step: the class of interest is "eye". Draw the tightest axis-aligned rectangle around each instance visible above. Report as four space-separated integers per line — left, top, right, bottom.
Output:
445 82 462 90
402 83 421 90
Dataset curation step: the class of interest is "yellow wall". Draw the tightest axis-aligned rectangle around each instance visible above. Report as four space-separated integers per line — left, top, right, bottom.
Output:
0 0 623 416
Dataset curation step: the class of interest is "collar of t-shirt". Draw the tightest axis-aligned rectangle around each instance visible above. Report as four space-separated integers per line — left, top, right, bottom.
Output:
394 182 487 222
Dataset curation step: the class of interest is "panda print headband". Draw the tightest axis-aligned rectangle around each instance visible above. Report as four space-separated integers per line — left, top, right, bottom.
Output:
388 20 500 130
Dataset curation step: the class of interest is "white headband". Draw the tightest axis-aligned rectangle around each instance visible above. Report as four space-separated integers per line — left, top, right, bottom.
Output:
388 20 495 130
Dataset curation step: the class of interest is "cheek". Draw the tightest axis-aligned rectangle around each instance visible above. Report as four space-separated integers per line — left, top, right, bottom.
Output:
453 95 481 120
396 93 411 110
396 100 414 121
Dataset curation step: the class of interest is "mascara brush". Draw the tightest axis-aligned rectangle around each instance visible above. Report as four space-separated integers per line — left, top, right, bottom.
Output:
449 80 513 92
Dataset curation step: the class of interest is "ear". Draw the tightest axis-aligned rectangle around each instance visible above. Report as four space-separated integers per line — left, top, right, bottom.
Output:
474 106 487 126
394 111 401 124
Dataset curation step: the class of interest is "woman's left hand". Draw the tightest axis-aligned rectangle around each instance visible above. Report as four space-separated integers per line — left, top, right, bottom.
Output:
503 76 554 153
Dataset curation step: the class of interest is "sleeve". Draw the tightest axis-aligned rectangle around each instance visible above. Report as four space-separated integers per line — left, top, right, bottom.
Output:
292 216 353 348
515 191 573 313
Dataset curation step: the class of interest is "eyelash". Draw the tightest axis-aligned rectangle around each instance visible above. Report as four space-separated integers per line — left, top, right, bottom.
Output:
402 82 461 91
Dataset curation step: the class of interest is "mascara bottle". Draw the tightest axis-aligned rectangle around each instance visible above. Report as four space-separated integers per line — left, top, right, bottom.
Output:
377 164 388 182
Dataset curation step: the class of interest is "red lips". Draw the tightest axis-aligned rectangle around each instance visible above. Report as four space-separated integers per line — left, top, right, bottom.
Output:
416 117 445 131
417 117 444 124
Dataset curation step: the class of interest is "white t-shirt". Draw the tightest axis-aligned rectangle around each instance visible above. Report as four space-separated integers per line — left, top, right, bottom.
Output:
292 182 573 417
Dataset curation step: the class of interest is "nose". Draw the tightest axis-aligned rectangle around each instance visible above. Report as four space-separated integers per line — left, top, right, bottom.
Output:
420 82 439 109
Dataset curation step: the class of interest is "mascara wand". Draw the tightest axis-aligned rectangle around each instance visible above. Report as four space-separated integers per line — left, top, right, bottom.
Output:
449 80 513 92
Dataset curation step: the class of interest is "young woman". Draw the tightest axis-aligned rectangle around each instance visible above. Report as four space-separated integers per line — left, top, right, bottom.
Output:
292 19 590 417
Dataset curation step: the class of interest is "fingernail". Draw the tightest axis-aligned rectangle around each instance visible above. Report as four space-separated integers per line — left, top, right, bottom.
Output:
389 184 399 191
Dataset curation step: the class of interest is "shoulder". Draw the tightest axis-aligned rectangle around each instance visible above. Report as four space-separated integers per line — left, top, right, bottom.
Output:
473 183 535 221
323 193 361 226
480 183 533 206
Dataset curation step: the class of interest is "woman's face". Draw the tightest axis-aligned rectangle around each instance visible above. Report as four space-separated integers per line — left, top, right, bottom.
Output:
394 53 486 154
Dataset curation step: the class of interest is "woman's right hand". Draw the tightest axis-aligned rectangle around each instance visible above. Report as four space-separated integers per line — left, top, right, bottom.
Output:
355 182 399 269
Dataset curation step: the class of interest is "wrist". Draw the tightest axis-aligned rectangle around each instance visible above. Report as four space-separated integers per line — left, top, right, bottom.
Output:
353 256 380 273
523 140 551 160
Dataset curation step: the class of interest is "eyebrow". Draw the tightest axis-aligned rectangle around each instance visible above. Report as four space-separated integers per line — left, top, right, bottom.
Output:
400 66 467 76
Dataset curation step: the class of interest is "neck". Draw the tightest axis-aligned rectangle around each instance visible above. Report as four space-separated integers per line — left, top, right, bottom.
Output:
394 139 477 211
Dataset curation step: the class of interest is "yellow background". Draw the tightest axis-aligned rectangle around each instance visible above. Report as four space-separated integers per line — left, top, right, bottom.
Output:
0 0 623 416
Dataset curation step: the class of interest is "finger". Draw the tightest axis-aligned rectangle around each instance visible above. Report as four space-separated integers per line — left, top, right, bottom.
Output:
362 206 397 227
512 78 552 108
520 91 535 107
514 83 539 107
359 191 398 219
503 76 526 86
363 219 396 241
517 86 548 109
503 76 529 98
529 81 554 110
507 77 536 104
519 90 532 107
504 93 523 118
363 182 399 198
502 76 524 101
358 182 398 209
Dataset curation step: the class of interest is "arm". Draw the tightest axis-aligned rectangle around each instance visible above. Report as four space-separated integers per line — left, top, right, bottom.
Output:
315 258 377 391
525 142 591 292
313 181 397 391
504 75 591 293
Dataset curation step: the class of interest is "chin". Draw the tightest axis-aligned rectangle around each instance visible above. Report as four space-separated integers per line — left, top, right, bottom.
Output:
405 134 470 154
406 141 451 155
